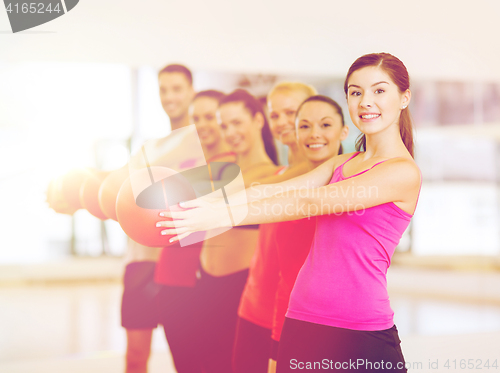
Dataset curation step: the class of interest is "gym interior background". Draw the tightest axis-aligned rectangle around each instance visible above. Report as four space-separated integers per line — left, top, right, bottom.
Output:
1 0 500 372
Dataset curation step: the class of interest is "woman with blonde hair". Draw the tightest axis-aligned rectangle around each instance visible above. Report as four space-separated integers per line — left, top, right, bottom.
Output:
232 81 318 373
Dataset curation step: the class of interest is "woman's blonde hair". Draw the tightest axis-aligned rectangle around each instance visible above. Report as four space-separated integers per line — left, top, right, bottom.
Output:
267 81 317 101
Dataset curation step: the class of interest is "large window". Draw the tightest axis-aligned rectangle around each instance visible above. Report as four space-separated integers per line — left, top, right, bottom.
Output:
0 63 135 263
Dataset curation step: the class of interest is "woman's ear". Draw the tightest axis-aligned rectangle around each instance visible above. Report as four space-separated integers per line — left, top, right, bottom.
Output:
401 89 411 109
340 125 349 142
254 112 264 130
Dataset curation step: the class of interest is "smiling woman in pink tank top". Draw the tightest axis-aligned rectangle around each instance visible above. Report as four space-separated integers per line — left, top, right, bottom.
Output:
158 53 422 372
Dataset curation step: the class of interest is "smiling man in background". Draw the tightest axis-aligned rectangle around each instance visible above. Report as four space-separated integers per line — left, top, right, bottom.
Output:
122 63 199 373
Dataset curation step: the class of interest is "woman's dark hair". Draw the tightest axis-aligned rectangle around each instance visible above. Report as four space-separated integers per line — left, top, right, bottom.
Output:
343 52 414 157
296 95 345 155
194 89 225 102
219 89 278 165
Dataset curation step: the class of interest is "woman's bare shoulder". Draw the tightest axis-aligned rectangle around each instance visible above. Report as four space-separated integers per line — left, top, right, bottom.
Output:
386 156 421 179
372 156 421 193
330 151 359 172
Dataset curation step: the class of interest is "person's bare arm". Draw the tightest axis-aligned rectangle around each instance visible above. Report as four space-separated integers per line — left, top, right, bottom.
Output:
156 155 421 242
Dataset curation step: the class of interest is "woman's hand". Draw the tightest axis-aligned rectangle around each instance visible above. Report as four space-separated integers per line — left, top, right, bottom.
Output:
156 196 233 243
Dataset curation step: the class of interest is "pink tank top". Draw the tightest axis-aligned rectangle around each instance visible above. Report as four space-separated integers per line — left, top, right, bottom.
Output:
286 152 417 331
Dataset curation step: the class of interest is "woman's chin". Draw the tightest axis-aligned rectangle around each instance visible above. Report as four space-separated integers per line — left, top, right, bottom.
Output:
280 133 296 146
230 143 247 155
201 138 216 148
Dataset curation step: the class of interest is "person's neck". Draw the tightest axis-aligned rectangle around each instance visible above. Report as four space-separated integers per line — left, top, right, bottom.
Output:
307 156 331 170
169 113 190 131
363 124 406 159
237 141 271 171
203 141 231 162
287 142 306 167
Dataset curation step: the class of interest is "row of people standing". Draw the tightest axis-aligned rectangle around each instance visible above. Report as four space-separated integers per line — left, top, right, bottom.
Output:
48 52 420 373
167 79 346 373
182 80 351 373
46 63 339 372
120 68 339 373
156 53 420 373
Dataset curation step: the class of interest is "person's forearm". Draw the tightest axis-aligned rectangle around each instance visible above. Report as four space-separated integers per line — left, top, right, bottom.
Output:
217 181 303 216
229 180 376 227
226 159 332 209
230 188 313 226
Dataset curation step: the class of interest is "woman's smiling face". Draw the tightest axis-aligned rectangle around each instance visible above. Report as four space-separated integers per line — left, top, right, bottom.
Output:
346 66 409 137
190 96 221 148
218 101 262 155
297 100 348 166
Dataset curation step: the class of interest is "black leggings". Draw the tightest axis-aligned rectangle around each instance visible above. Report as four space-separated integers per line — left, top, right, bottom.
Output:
277 318 407 372
196 266 250 373
233 317 272 373
158 285 202 373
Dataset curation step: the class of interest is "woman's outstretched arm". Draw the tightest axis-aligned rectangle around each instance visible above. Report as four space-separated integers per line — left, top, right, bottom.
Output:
158 157 420 243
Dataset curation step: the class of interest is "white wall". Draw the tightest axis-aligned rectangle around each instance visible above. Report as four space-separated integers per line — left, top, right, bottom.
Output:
1 0 499 81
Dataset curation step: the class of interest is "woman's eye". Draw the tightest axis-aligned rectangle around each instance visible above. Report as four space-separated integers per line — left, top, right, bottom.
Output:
375 89 385 94
270 114 278 120
286 111 296 117
299 124 309 129
350 91 361 96
322 122 331 127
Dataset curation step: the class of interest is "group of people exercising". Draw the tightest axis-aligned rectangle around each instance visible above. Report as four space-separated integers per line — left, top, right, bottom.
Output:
48 53 421 373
